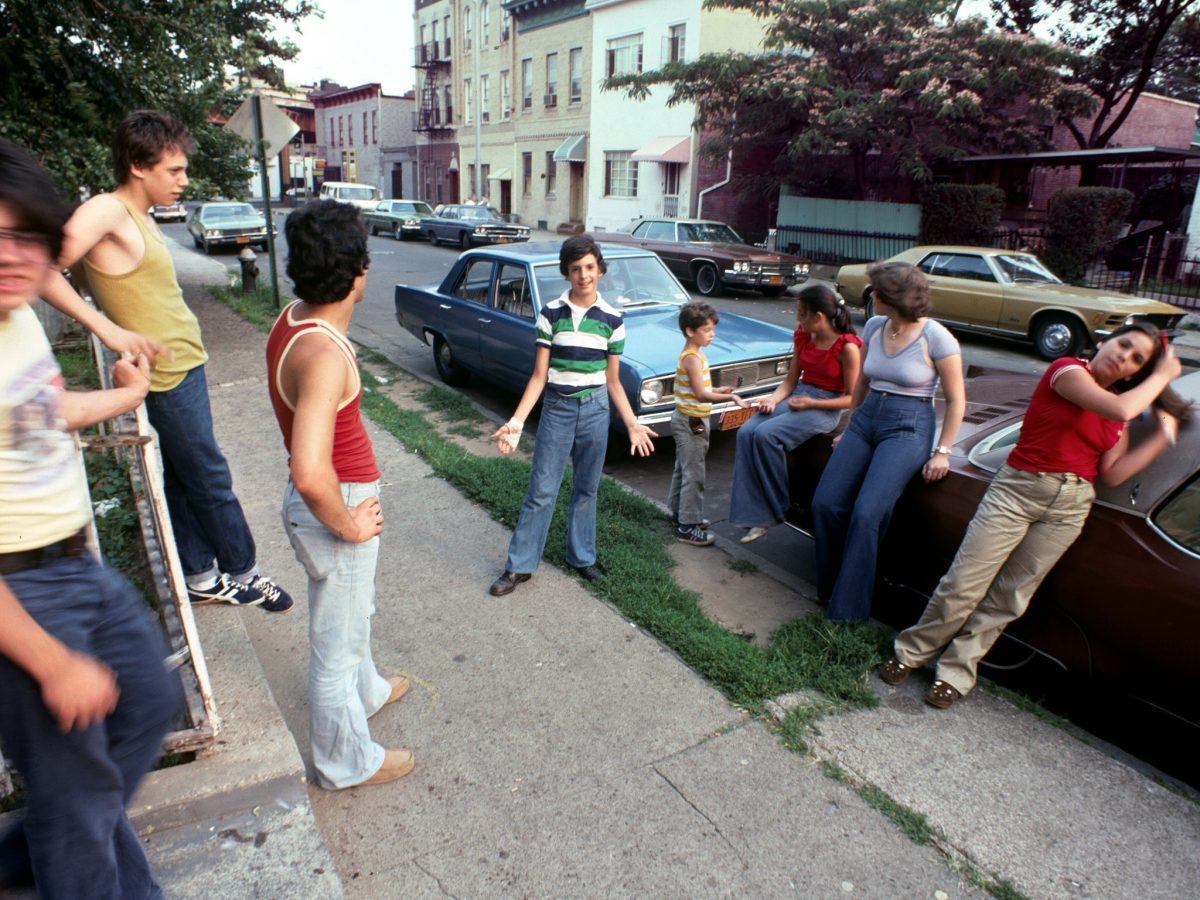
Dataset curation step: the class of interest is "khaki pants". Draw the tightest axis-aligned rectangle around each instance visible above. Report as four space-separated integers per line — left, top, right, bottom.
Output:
894 463 1095 694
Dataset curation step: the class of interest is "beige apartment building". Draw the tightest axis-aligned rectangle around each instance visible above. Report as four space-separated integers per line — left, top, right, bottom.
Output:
312 82 417 199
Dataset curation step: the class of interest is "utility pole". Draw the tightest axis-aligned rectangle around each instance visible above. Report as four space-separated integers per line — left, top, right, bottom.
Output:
472 2 482 200
251 92 282 311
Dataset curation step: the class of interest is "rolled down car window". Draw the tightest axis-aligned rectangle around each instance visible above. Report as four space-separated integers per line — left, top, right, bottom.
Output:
1153 474 1200 555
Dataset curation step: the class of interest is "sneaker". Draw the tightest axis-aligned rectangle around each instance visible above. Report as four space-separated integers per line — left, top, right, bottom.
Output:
740 526 769 544
188 573 263 607
248 575 294 613
676 524 715 547
671 516 711 529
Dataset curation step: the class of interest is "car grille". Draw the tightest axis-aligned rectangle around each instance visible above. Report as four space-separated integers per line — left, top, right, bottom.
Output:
712 360 786 390
220 226 265 237
475 226 527 237
745 264 791 277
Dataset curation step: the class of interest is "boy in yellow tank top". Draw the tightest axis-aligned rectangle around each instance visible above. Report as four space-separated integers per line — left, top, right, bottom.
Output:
38 110 293 613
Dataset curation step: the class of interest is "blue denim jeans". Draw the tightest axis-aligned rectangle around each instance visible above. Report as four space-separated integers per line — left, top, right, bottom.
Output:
144 365 257 583
282 481 391 789
729 384 843 529
812 390 935 622
505 387 610 573
0 552 179 899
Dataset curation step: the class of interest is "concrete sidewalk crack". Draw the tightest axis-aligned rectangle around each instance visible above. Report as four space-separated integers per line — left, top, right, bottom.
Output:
652 765 747 867
413 858 458 898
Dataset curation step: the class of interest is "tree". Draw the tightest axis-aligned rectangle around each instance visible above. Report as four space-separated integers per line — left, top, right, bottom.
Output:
991 0 1200 149
0 0 317 199
605 0 1094 199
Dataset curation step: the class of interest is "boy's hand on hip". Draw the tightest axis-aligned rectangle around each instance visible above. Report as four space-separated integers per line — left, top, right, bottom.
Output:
348 496 384 542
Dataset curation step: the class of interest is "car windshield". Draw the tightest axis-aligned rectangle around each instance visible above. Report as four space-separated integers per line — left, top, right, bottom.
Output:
532 256 690 310
679 222 742 243
460 206 503 221
204 204 256 220
994 254 1061 285
397 202 433 215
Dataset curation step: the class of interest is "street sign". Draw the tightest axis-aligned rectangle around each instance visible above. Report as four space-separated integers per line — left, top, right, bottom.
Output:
226 94 299 158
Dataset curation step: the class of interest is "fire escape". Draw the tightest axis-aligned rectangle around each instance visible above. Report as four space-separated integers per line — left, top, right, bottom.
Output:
414 39 453 134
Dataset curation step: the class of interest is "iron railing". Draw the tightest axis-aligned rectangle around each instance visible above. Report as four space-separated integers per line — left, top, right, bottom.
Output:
774 225 918 265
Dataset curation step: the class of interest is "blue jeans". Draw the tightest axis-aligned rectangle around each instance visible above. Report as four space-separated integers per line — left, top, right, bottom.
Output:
729 384 843 529
505 387 610 573
144 366 256 582
812 390 935 622
0 552 179 899
282 481 391 789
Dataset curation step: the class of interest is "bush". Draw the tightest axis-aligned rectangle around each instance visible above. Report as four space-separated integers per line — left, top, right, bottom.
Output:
918 184 1005 245
1042 187 1133 283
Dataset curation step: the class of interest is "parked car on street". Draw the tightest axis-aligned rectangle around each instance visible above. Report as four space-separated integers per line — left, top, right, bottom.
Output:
785 367 1200 731
150 202 187 223
836 246 1185 360
594 218 811 298
393 242 794 428
419 204 531 248
318 181 381 209
186 202 268 254
364 199 436 240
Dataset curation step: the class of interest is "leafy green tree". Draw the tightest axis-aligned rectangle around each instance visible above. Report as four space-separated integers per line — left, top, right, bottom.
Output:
990 0 1200 149
605 0 1094 199
0 0 317 199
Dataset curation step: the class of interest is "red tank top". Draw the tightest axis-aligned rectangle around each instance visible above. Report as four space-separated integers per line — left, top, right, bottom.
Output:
266 302 380 483
796 328 862 393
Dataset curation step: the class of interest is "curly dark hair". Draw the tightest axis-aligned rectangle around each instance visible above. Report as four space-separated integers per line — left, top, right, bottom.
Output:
0 139 69 260
866 261 932 321
678 301 719 335
112 110 195 184
558 234 606 277
1094 321 1193 422
285 200 370 304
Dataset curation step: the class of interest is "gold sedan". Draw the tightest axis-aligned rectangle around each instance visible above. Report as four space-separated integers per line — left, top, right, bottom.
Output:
836 245 1184 360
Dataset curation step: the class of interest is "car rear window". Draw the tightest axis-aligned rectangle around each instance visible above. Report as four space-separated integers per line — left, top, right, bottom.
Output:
1153 474 1200 555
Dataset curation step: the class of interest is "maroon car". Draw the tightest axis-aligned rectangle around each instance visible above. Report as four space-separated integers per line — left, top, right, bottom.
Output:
593 218 810 297
786 368 1200 731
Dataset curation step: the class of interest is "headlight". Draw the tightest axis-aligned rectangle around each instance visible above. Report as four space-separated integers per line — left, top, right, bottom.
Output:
405 218 416 225
793 263 808 276
1123 314 1137 325
640 379 666 405
732 261 748 273
205 230 220 238
775 359 790 375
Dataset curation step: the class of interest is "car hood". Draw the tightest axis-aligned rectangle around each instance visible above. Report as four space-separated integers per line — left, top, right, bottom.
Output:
202 215 266 229
698 242 802 263
620 306 792 373
1006 283 1182 314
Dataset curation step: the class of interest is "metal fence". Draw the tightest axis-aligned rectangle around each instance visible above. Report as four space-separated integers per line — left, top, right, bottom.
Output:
774 224 919 265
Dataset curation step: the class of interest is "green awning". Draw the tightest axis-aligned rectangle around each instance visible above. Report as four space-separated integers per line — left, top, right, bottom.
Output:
553 134 586 163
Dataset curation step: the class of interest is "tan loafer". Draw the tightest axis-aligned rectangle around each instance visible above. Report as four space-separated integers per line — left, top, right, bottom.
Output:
357 748 414 787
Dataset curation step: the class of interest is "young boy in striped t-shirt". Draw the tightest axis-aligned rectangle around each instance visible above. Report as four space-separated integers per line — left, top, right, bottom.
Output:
669 302 737 546
488 236 657 596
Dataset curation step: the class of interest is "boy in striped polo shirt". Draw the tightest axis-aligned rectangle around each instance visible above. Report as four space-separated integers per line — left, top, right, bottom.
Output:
489 236 656 596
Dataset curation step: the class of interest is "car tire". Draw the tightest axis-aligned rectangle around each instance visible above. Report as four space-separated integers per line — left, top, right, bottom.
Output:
369 224 378 236
695 262 722 297
433 336 470 386
863 289 875 319
202 239 211 255
393 223 404 241
460 231 472 250
1031 315 1085 361
192 234 202 249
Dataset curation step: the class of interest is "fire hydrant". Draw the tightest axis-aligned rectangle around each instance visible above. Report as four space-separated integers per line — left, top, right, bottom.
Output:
238 247 259 294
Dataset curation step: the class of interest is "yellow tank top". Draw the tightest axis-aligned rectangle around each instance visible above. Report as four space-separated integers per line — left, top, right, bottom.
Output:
675 346 712 417
81 196 207 391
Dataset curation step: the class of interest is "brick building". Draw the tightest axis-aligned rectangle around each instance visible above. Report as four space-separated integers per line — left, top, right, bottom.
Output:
312 82 418 199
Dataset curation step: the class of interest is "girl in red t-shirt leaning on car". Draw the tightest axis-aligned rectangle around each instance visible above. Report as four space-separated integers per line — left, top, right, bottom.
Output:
880 321 1191 710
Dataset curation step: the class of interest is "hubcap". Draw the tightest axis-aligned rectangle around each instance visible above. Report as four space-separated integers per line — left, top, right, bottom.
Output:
1042 323 1072 354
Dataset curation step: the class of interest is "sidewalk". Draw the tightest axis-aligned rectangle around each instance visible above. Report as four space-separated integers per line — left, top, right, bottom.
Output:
140 245 1198 898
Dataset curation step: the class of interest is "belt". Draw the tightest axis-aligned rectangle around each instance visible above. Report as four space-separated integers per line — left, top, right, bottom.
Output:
872 390 934 404
0 529 89 575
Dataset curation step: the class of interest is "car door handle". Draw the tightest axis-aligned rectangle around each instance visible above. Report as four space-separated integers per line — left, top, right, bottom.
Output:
478 317 492 324
439 304 453 310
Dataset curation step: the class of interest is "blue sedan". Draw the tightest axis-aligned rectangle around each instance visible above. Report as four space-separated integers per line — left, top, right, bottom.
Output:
394 242 796 429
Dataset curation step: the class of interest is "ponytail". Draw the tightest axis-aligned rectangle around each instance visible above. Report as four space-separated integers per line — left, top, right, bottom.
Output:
798 283 855 335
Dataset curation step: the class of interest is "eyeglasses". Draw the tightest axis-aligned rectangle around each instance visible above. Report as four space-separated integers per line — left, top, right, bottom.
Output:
0 228 52 260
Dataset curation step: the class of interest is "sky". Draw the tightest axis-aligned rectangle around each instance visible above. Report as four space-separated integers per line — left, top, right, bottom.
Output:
280 1 417 96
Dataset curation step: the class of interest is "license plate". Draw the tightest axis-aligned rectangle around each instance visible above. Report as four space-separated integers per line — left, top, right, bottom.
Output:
494 237 511 244
768 275 783 285
720 407 756 431
236 236 250 244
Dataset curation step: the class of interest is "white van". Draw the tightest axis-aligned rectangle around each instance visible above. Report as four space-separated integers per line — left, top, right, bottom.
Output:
318 181 381 209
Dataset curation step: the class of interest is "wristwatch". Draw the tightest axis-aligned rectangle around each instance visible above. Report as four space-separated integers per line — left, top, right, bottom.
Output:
931 445 951 457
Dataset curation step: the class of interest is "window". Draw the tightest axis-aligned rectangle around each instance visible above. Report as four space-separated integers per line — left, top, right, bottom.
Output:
444 85 453 123
328 116 334 146
431 20 438 48
501 7 511 42
500 69 511 118
453 258 494 305
604 151 637 197
1154 473 1200 555
435 165 443 203
496 263 532 318
481 1 490 45
919 253 996 283
634 220 674 240
606 33 643 77
420 24 427 52
521 58 532 110
338 116 344 147
544 53 558 107
372 110 377 144
522 152 533 195
569 48 583 103
545 152 556 195
464 5 472 51
362 112 368 145
667 23 686 63
464 78 472 124
443 16 451 56
480 75 490 122
348 114 354 146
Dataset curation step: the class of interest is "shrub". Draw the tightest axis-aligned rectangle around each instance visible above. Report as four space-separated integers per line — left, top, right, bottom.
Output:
918 184 1005 246
1042 187 1133 283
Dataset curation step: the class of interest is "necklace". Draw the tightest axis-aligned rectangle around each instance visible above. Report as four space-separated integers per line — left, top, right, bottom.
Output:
888 323 904 339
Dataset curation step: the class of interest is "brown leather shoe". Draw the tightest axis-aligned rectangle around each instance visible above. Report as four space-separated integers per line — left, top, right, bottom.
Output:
489 571 531 596
357 748 414 786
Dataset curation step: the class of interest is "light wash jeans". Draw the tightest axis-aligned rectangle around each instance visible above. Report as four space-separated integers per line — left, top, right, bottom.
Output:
283 481 391 789
894 463 1095 694
812 390 935 622
505 386 610 573
729 383 843 529
667 409 710 526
